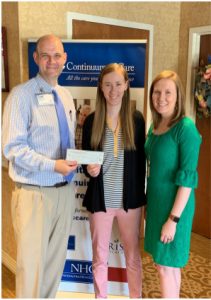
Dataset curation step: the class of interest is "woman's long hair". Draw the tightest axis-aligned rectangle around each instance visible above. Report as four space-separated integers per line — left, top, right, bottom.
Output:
91 63 135 150
149 70 185 129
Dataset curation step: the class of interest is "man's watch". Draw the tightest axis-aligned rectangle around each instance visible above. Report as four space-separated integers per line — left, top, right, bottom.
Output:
169 214 180 223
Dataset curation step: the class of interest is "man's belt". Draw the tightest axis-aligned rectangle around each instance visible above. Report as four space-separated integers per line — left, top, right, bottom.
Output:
16 181 68 188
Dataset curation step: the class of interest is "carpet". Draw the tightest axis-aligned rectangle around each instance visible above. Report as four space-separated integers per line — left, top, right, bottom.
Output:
142 251 211 298
2 252 211 298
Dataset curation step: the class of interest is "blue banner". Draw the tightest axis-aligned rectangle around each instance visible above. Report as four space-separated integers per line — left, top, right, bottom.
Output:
28 41 146 88
62 259 93 284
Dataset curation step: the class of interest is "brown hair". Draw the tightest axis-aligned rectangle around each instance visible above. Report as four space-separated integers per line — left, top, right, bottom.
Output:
149 70 185 129
91 63 135 150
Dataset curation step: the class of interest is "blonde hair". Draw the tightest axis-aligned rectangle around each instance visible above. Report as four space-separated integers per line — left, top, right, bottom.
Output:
91 63 135 150
149 70 185 129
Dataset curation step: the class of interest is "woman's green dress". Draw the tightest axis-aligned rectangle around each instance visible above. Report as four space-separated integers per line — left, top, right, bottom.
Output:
144 117 202 267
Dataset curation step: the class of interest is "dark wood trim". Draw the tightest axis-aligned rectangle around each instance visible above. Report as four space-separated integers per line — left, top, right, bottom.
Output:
2 26 9 92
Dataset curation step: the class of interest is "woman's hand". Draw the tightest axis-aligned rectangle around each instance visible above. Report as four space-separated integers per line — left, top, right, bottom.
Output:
87 164 101 177
160 218 177 244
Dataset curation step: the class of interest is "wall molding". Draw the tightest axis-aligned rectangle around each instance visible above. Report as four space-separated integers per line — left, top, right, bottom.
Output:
2 250 16 274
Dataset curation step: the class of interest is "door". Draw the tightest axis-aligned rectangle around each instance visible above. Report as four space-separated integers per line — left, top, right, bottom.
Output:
193 34 211 238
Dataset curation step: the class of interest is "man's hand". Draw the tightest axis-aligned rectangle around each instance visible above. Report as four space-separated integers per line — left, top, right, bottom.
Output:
54 160 77 176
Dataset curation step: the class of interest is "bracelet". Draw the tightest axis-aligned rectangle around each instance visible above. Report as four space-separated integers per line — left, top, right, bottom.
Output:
169 214 180 223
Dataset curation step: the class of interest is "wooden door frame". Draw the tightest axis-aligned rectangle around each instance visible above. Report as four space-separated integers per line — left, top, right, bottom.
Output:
67 12 154 131
186 26 211 121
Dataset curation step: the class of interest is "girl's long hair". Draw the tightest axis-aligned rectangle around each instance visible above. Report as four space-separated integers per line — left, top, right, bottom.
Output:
91 63 135 150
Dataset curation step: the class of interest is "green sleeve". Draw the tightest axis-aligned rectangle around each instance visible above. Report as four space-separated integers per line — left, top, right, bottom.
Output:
175 118 202 188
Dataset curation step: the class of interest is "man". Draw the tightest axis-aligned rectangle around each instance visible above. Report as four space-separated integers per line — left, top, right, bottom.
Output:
2 34 77 298
75 104 91 149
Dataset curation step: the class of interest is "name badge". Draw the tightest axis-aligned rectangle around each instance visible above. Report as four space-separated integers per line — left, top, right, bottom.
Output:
36 93 54 106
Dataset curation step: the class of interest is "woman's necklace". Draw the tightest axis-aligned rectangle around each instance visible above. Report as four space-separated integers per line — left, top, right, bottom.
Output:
106 115 121 158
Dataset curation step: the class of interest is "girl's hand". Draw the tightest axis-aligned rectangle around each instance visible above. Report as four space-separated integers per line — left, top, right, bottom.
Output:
160 218 177 244
87 164 101 177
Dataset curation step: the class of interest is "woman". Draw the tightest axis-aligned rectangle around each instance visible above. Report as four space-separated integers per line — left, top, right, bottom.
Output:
82 63 146 298
144 70 202 298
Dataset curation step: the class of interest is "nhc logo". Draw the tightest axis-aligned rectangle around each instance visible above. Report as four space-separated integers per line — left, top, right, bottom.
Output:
62 259 93 284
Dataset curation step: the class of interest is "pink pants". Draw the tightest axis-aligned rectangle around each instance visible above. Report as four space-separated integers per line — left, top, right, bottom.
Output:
89 208 142 298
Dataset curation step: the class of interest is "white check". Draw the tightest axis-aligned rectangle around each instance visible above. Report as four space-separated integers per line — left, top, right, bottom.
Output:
66 149 104 165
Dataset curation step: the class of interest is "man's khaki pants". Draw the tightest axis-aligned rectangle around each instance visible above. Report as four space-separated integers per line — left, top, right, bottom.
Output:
11 182 76 298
